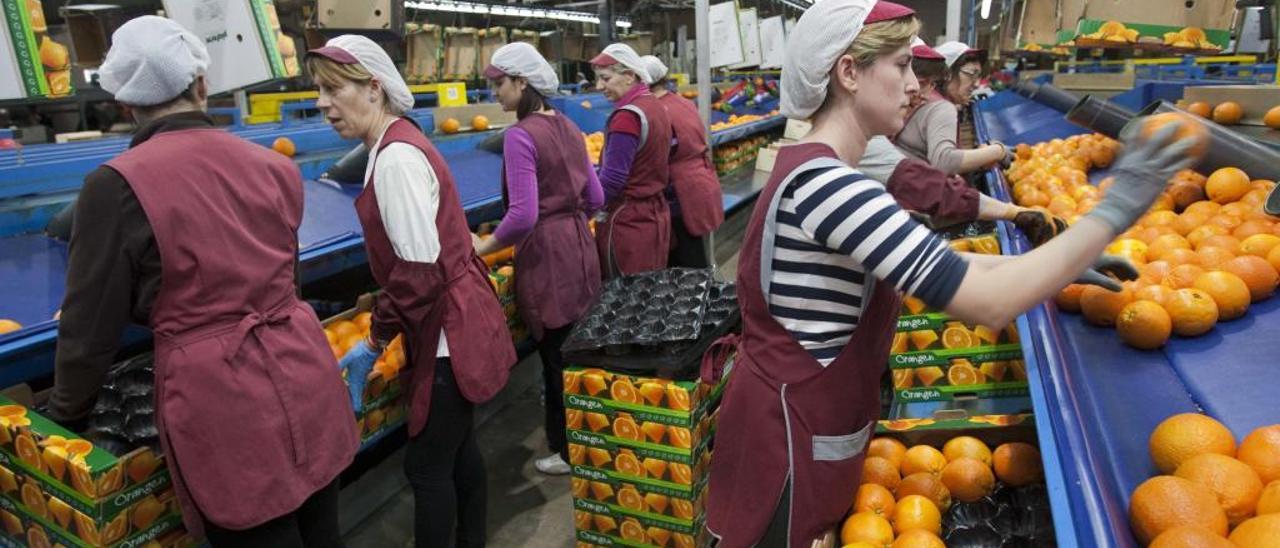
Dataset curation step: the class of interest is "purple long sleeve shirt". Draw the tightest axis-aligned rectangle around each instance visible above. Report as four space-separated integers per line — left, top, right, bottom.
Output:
493 125 605 247
598 83 651 202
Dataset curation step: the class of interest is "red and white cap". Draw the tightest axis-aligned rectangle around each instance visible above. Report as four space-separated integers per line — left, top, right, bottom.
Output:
483 42 560 96
781 0 916 120
911 37 945 61
935 41 986 68
589 43 653 84
307 35 414 115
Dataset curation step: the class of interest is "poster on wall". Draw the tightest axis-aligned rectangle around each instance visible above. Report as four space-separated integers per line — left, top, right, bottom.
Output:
708 1 743 68
162 0 294 95
758 16 784 69
731 8 760 69
1 0 74 100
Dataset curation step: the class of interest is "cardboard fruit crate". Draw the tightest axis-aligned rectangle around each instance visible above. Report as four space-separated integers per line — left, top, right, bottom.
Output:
570 465 707 525
875 413 1033 435
566 407 713 461
563 391 716 433
0 470 182 548
574 505 706 548
889 344 1025 369
891 356 1027 388
566 430 711 489
563 367 718 419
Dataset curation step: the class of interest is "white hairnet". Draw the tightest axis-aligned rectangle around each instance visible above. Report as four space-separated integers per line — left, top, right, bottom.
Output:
99 16 210 106
321 35 414 115
779 0 876 120
935 41 974 68
596 43 653 85
641 55 669 84
487 42 560 97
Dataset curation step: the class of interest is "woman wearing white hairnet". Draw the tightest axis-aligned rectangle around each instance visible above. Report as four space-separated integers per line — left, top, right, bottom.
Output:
473 42 604 476
894 39 1008 175
641 55 724 268
48 16 357 547
308 35 516 547
590 43 674 276
705 1 1198 546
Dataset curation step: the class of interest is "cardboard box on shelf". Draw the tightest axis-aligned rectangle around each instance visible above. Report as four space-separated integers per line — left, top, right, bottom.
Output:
477 27 507 72
0 472 182 548
570 466 707 525
1 0 75 100
573 506 706 548
566 430 712 490
562 367 719 419
443 27 479 81
405 24 443 83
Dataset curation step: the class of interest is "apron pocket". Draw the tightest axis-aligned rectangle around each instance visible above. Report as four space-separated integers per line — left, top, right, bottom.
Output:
812 421 874 462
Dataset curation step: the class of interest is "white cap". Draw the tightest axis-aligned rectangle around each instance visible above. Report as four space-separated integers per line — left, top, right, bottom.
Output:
641 55 669 84
935 41 977 68
780 0 877 120
484 42 560 97
99 16 210 106
591 43 653 85
308 35 414 115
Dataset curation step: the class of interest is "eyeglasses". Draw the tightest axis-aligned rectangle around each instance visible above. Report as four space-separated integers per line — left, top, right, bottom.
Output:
958 69 981 80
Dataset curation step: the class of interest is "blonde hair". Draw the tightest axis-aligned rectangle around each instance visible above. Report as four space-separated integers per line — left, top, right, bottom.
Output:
306 55 373 89
848 16 921 66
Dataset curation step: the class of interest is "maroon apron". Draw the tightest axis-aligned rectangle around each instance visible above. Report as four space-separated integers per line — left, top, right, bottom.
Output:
705 148 901 547
107 128 359 535
502 113 601 339
356 118 516 437
659 92 724 237
596 92 673 277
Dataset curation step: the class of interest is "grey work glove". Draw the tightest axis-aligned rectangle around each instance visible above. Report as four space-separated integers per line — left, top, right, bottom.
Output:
1012 208 1069 247
1075 254 1140 292
1086 122 1199 234
992 141 1015 169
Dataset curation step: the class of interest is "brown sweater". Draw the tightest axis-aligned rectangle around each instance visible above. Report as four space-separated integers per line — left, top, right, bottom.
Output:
896 99 963 175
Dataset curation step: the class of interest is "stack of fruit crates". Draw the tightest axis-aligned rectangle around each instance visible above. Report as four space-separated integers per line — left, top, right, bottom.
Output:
889 233 1029 404
488 263 528 346
563 364 730 548
322 300 408 446
0 399 187 548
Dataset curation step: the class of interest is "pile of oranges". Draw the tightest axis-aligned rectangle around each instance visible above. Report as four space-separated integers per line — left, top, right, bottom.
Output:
1007 133 1280 350
582 132 604 164
324 311 406 389
1179 99 1280 129
841 436 1044 547
1130 415 1280 546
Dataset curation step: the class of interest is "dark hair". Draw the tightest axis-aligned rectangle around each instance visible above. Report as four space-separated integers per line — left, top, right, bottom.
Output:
130 80 201 120
516 82 553 119
949 52 985 78
650 77 670 92
912 57 949 88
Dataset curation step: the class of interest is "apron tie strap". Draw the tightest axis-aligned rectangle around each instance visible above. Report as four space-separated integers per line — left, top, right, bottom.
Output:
225 307 291 366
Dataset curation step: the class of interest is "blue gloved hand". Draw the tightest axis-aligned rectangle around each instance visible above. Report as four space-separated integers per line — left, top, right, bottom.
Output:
338 339 381 411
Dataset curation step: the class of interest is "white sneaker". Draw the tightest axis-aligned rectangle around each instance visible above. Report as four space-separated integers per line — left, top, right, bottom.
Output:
534 454 571 475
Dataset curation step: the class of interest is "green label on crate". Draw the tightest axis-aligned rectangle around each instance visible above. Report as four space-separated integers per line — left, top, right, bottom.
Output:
248 0 286 78
890 344 1024 368
0 486 183 548
570 465 700 498
573 498 699 533
896 382 1030 402
564 394 702 428
895 313 950 332
2 0 47 95
567 430 698 464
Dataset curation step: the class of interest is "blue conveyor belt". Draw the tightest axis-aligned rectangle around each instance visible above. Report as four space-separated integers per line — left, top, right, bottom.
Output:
975 89 1280 547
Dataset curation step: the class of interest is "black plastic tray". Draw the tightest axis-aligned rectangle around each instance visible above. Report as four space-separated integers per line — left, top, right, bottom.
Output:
561 268 715 354
86 352 158 455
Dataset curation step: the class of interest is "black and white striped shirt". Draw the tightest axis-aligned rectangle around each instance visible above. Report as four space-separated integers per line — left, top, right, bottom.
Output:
769 164 968 366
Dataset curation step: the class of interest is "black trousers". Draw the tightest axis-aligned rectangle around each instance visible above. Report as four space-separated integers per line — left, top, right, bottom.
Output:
537 324 574 461
668 217 710 269
404 358 487 548
203 478 343 548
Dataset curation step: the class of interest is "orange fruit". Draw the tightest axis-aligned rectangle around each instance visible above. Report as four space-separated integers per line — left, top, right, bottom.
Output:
1212 101 1244 125
617 486 644 512
1187 224 1230 248
1234 220 1275 240
1142 261 1175 285
28 525 53 548
1206 167 1251 204
610 380 638 403
615 452 642 477
947 362 983 386
643 491 670 515
571 477 588 498
271 137 296 157
941 326 975 349
993 442 1043 487
641 458 668 481
1117 300 1173 350
1198 234 1244 253
672 533 696 548
1080 284 1134 326
668 426 692 449
1266 106 1280 129
130 495 165 530
573 509 591 530
1259 481 1280 515
593 514 618 533
897 472 952 511
1197 247 1237 271
1130 475 1229 545
892 494 942 536
902 445 947 477
869 437 908 470
1055 284 1087 312
585 412 610 432
1148 234 1193 261
1164 264 1208 290
619 517 646 542
941 457 996 503
979 361 1008 382
0 318 29 333
330 320 360 341
638 382 665 406
441 118 462 134
1208 215 1245 233
943 436 992 466
854 483 896 518
666 385 691 411
613 416 642 441
1229 514 1280 546
640 422 666 444
909 329 939 351
915 366 945 387
1170 185 1207 214
1163 288 1219 337
1175 453 1264 526
587 447 611 468
471 115 490 131
1223 255 1278 301
1193 271 1251 320
1240 233 1280 258
1187 102 1213 118
563 370 582 394
1136 284 1174 306
863 456 902 492
1270 245 1280 274
1186 200 1223 216
891 529 946 548
670 463 692 485
15 434 41 473
568 444 586 465
892 369 914 389
566 409 584 431
1150 413 1237 474
1163 248 1202 267
21 483 46 519
840 512 894 547
1239 425 1280 484
1142 112 1210 160
589 480 615 501
1148 526 1234 548
891 332 908 354
671 498 694 519
1144 211 1181 229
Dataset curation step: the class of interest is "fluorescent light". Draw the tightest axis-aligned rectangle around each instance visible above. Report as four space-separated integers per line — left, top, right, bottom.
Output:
405 0 632 28
980 0 992 19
